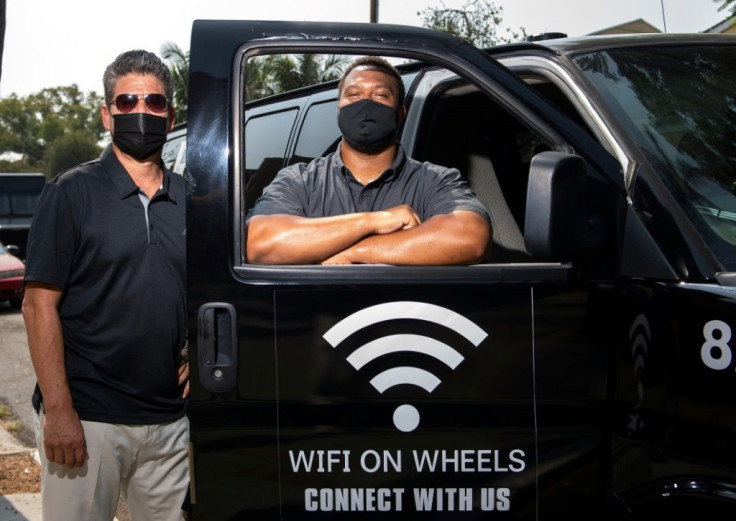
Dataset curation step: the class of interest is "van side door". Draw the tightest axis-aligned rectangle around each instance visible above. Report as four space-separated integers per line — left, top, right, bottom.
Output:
186 20 626 520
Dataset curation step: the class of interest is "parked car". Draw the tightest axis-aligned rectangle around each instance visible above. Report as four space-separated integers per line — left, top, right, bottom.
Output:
161 123 187 176
181 22 736 520
0 241 25 308
0 173 45 260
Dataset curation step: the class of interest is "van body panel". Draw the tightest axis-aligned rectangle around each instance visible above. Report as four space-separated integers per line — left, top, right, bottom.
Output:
185 22 736 520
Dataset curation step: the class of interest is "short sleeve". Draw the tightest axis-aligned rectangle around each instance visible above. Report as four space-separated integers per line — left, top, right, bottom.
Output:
23 182 78 290
247 165 308 219
425 166 491 224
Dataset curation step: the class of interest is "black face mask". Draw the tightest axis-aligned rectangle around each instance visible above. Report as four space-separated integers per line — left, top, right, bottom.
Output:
112 113 169 160
338 99 398 154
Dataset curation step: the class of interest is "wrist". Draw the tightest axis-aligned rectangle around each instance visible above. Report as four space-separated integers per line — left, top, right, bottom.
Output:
40 394 74 415
365 210 387 236
362 211 377 236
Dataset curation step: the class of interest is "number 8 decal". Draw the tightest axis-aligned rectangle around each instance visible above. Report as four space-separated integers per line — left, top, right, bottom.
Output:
701 320 733 371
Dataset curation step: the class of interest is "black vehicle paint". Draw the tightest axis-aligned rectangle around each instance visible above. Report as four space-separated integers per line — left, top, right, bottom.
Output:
0 172 44 260
183 22 736 520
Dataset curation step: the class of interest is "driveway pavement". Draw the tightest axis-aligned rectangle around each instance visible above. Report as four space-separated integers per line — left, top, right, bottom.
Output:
0 304 41 521
0 304 127 521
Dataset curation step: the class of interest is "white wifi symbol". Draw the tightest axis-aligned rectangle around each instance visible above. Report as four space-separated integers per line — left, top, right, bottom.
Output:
323 301 488 433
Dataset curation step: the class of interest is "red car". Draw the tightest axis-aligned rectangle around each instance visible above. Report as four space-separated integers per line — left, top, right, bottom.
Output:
0 241 24 308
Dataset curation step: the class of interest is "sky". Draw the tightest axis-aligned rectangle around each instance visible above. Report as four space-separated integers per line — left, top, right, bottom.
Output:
0 0 729 98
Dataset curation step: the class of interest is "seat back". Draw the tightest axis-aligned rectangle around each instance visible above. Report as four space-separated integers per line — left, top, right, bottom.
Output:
420 117 532 263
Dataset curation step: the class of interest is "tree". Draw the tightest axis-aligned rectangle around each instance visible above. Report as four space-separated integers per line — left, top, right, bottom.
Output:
419 0 525 47
161 42 189 122
715 0 736 15
266 54 350 93
159 41 350 107
0 85 104 176
245 54 351 101
43 131 101 177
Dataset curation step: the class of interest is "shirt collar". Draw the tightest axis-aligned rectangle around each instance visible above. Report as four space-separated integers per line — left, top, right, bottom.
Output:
101 144 176 203
336 142 407 184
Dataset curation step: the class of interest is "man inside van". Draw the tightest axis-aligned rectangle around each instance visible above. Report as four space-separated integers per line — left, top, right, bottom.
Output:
246 56 492 265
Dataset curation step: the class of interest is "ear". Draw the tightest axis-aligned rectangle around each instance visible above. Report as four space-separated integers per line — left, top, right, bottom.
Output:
397 105 407 124
101 104 112 132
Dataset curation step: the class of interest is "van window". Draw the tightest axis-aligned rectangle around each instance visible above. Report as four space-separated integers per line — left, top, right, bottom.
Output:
236 52 601 270
245 108 298 174
245 54 350 102
292 100 340 164
244 108 299 209
575 44 736 269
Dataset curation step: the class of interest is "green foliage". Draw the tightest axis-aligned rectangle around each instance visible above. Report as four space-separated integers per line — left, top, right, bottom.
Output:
43 131 102 177
159 44 351 114
715 0 736 14
246 54 351 101
0 85 104 177
160 42 351 109
419 0 526 47
161 41 189 123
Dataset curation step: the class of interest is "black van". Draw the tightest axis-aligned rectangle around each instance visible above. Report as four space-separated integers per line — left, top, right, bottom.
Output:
0 172 45 260
183 21 736 520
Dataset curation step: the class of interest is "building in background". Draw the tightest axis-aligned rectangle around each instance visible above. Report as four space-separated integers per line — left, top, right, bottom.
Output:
704 15 736 34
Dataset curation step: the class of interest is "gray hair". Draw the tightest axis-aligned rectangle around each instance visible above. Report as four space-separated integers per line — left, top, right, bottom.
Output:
103 50 173 107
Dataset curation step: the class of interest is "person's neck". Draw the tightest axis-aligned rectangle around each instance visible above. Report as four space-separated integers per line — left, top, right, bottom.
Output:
113 145 164 199
340 141 397 185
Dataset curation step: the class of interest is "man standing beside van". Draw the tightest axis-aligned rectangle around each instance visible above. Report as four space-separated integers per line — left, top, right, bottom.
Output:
247 56 492 265
22 50 189 521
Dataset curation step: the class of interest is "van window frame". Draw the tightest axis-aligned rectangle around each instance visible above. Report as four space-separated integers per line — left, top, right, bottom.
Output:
231 43 595 284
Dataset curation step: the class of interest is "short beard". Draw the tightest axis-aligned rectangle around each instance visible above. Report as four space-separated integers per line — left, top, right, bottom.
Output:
343 134 397 156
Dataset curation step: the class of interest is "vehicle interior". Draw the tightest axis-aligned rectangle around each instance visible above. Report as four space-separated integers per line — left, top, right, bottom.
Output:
239 55 599 267
412 81 551 263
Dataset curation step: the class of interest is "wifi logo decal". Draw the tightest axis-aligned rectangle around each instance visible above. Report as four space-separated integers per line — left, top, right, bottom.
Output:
323 301 488 433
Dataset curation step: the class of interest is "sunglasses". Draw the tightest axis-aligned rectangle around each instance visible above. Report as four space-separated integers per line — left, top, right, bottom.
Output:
112 93 169 114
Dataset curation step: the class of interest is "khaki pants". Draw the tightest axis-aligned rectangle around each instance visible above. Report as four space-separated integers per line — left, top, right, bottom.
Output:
34 411 189 521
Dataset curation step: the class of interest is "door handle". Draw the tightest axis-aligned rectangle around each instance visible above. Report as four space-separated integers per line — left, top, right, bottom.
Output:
197 302 237 394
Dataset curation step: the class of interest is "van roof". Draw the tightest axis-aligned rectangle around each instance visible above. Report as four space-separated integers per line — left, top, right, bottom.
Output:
488 32 736 58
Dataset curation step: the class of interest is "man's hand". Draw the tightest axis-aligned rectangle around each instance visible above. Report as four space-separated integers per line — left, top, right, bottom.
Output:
43 407 87 468
371 204 421 235
23 283 86 468
179 342 190 398
321 205 421 264
178 360 190 398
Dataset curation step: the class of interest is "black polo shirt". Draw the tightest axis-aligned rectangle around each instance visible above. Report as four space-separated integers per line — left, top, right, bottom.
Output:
24 145 187 424
249 144 490 222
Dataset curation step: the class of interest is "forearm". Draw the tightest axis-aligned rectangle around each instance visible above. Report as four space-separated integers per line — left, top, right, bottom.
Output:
335 211 492 265
246 213 377 264
23 283 87 467
22 288 73 413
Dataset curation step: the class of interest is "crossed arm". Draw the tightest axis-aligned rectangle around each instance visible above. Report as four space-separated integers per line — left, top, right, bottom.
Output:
246 205 492 265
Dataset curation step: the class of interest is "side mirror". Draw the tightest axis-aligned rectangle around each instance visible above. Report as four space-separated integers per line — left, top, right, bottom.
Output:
5 244 20 256
524 152 602 261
